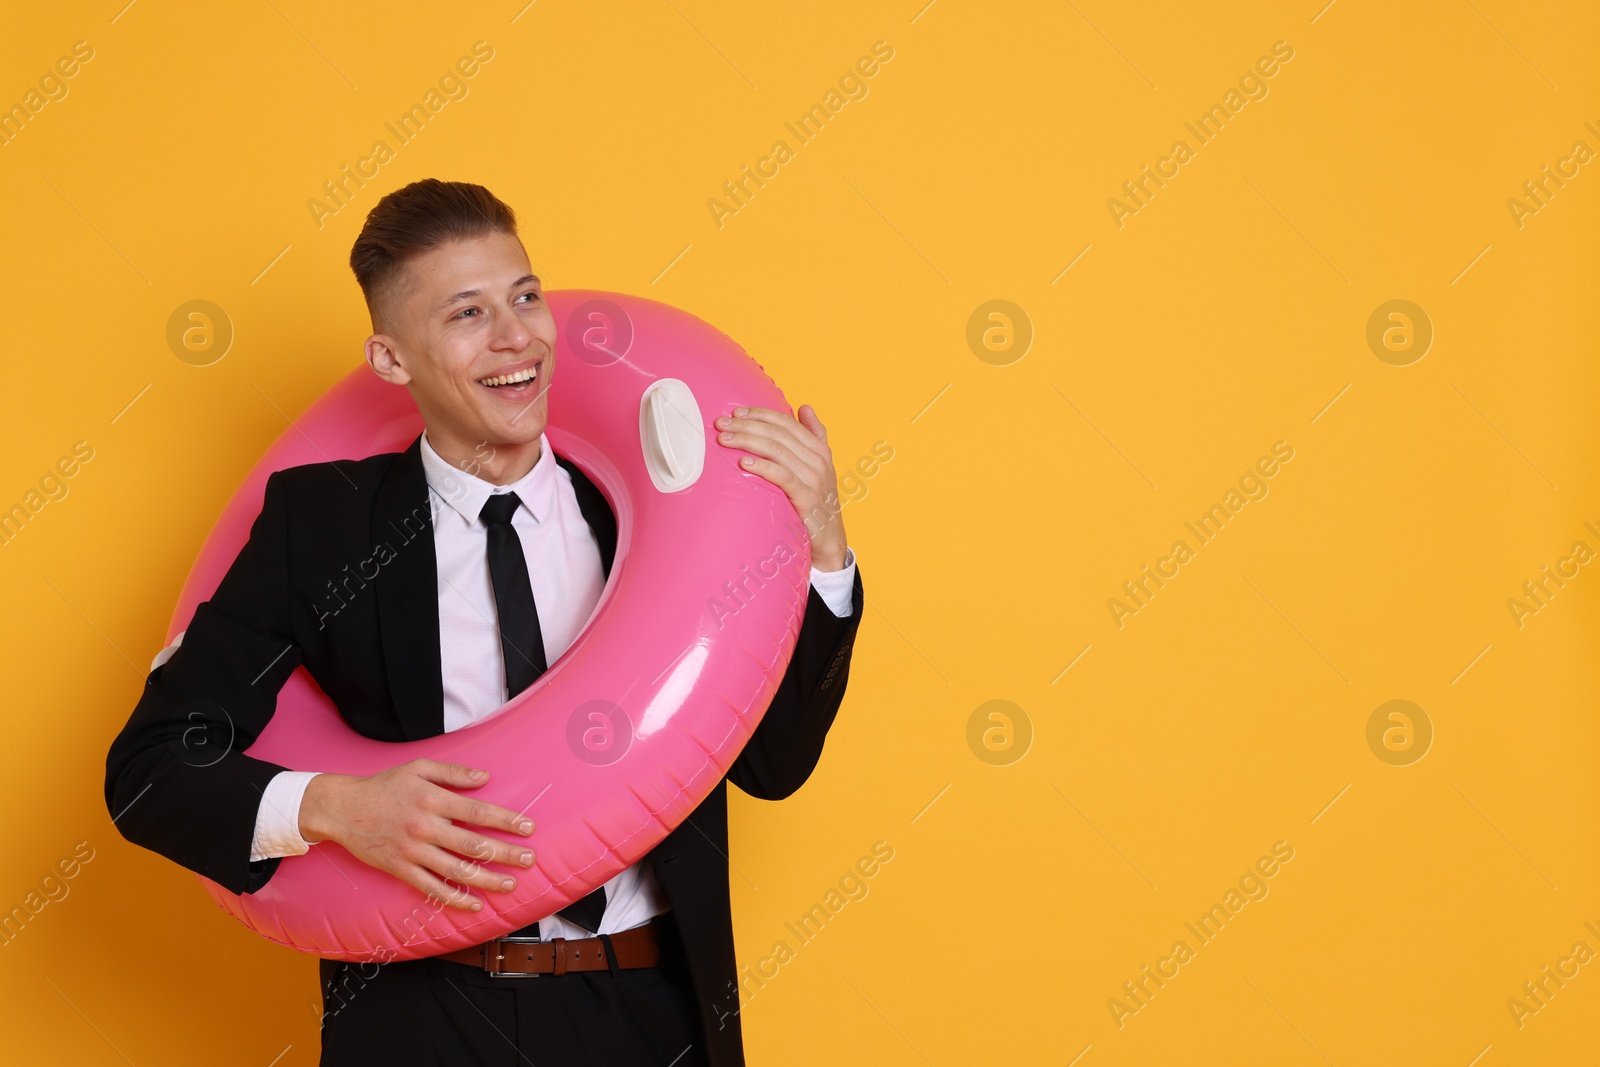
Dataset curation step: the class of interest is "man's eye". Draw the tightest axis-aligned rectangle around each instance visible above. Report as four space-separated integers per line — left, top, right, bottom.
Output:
455 307 480 319
518 291 541 304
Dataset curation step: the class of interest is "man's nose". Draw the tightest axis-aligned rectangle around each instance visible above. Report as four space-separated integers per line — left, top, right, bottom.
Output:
492 305 531 348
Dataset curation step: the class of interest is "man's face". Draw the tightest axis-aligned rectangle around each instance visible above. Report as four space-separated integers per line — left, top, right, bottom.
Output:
368 232 556 451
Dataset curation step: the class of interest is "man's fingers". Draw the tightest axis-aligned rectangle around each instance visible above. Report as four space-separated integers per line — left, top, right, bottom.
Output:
735 454 804 496
720 421 821 479
337 765 536 912
406 867 484 912
724 420 839 523
797 404 828 443
411 758 489 788
438 790 535 836
439 824 535 870
722 407 830 462
403 758 534 835
416 843 519 895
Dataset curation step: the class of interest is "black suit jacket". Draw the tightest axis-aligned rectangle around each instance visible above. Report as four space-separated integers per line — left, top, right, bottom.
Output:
103 432 863 1066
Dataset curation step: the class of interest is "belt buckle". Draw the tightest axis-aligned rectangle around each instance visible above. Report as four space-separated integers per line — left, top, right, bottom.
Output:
486 934 543 979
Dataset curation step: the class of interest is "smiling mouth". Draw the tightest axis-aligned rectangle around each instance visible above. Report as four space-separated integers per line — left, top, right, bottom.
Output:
476 362 540 391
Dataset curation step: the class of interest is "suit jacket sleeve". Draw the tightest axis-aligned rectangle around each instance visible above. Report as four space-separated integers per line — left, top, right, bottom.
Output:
726 562 863 800
103 470 306 896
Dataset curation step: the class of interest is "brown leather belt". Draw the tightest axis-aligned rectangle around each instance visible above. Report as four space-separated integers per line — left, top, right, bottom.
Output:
435 919 660 977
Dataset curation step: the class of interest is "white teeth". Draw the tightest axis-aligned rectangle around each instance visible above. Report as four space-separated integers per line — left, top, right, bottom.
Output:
478 366 538 387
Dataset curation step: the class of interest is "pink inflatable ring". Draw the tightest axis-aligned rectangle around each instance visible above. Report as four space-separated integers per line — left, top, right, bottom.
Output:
168 291 809 962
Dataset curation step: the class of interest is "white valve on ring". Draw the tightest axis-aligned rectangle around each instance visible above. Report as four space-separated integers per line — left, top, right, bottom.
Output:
639 378 707 493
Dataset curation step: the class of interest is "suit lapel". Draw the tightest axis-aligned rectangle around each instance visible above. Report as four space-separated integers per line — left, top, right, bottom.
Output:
371 437 617 742
556 455 617 580
372 434 446 741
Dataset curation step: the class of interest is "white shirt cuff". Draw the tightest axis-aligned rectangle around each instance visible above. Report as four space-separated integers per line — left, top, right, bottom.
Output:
250 770 322 862
151 631 185 671
808 546 857 618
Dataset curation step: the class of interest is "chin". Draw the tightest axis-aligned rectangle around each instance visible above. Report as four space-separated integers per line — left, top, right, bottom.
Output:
485 416 546 447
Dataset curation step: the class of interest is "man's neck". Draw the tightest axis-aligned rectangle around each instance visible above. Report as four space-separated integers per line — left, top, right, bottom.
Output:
424 428 542 486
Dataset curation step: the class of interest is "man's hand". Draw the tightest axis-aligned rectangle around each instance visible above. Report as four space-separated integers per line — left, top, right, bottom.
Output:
298 759 535 912
715 404 849 571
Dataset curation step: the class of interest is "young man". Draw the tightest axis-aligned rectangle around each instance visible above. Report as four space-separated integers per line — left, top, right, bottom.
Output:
104 179 863 1065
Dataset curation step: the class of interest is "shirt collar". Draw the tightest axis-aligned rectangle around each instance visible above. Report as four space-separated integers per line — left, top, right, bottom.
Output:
419 430 557 526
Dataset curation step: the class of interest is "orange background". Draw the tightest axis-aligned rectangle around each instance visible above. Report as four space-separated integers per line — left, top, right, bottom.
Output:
1 1 1597 1063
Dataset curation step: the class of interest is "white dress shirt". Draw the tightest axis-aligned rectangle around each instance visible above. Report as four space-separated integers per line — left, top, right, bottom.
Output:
248 429 858 938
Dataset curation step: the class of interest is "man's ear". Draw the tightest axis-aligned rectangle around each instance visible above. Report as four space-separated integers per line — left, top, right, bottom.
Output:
364 334 412 386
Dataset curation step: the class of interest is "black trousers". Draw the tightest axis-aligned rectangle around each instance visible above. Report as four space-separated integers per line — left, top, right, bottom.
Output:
316 912 708 1066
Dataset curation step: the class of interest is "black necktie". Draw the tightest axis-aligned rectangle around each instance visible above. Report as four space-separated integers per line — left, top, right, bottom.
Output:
478 490 606 934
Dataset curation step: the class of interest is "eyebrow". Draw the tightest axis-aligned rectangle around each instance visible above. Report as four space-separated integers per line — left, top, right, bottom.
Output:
434 274 541 315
